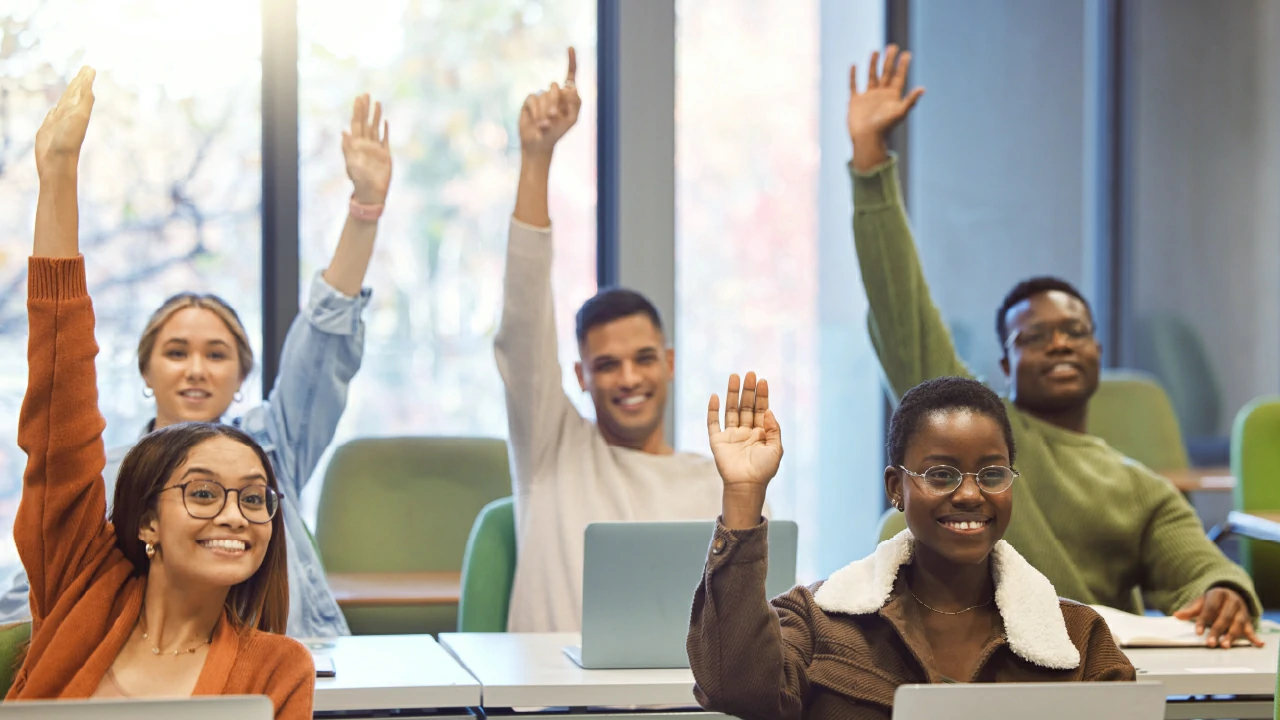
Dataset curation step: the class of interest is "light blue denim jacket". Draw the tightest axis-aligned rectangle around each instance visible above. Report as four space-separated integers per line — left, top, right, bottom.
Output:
0 272 368 639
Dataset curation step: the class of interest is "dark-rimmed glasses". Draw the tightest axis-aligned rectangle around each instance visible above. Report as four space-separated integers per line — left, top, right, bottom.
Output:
899 465 1019 496
1004 320 1094 351
158 480 279 524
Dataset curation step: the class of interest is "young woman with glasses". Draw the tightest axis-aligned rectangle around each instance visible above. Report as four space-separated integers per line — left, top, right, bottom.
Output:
0 65 393 641
7 67 312 716
687 373 1135 719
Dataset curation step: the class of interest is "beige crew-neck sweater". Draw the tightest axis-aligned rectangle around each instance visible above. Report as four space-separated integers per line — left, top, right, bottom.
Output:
495 219 732 633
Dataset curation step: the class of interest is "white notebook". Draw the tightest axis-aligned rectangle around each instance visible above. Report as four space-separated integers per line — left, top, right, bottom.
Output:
1090 605 1251 647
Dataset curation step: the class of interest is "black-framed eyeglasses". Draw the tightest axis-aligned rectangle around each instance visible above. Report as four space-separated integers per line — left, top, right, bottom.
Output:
158 480 279 524
1004 319 1095 350
899 465 1019 496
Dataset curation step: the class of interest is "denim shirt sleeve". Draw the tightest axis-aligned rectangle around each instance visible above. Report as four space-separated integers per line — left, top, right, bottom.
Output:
0 442 128 625
239 272 371 499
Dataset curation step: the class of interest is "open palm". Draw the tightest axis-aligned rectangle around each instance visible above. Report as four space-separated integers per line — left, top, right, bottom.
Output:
846 45 924 142
343 94 392 205
707 372 784 490
35 66 95 176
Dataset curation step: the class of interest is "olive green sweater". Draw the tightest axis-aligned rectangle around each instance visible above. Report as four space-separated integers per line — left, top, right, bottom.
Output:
852 157 1259 617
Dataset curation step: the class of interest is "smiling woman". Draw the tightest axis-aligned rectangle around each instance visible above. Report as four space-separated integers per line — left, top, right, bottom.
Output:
0 0 265 582
688 374 1135 719
5 67 313 719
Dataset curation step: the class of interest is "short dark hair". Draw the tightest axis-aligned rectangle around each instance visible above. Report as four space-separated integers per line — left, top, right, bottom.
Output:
575 287 664 344
995 276 1092 350
111 422 289 634
887 377 1016 467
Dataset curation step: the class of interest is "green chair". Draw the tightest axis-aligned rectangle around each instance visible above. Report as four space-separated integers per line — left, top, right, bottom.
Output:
0 621 30 695
876 507 906 544
457 496 517 632
1086 369 1189 473
1230 397 1280 606
315 437 512 635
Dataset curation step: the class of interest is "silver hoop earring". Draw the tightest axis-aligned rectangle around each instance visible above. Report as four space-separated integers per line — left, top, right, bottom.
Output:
234 392 244 403
142 387 154 398
145 542 155 559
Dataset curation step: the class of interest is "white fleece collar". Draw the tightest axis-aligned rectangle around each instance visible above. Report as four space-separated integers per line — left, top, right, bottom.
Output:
813 530 1080 670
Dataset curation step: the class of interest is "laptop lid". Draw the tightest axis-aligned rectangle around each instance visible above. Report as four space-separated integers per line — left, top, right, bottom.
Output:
892 681 1166 720
0 696 274 719
574 519 798 670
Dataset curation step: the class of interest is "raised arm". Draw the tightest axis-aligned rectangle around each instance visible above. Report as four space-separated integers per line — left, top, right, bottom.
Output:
687 373 812 720
494 48 586 483
18 67 118 624
847 47 969 399
251 95 386 494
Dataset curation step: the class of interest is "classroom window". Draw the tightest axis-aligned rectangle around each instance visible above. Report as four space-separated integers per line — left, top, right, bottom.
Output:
295 0 598 514
0 1 264 577
674 0 886 581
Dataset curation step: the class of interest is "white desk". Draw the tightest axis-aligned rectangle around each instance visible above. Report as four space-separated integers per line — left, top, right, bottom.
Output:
438 632 721 717
306 634 481 717
1125 645 1276 720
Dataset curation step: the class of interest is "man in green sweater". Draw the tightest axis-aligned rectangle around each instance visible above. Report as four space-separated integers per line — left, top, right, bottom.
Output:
848 45 1262 649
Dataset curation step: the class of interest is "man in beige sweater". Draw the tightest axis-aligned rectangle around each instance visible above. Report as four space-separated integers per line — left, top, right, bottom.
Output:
495 49 731 633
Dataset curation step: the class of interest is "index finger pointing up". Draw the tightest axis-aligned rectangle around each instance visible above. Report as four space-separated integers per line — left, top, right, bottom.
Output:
566 46 578 85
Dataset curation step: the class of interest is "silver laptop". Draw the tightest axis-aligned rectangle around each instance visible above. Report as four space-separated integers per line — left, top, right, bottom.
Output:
893 681 1166 719
0 696 273 719
565 520 799 670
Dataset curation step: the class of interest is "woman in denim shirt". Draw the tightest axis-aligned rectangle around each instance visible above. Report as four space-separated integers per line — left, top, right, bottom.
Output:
0 93 392 639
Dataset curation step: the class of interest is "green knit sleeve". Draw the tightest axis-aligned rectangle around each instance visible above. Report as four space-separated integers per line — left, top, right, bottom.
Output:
851 156 971 402
1135 466 1260 618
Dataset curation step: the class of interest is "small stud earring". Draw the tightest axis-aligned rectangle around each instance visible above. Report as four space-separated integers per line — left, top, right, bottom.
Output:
145 542 155 559
233 391 244 403
142 387 154 398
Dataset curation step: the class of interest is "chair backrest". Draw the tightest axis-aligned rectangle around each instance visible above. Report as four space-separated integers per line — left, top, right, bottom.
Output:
1135 314 1222 438
457 496 517 632
877 507 907 544
1086 369 1189 472
0 621 30 695
316 436 512 635
1230 396 1280 605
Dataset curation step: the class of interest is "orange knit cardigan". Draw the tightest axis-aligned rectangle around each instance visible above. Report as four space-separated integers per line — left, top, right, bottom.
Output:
6 256 314 718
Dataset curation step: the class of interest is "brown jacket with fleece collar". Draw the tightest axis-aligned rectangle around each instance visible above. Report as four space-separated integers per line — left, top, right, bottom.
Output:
687 520 1135 720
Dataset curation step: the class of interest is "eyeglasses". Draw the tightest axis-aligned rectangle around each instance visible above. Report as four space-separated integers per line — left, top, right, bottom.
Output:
158 480 279 524
1004 320 1094 350
898 465 1019 496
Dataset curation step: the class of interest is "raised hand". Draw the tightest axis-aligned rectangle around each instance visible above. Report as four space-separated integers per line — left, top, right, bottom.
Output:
343 94 393 206
35 66 96 178
708 372 784 492
519 47 581 156
847 45 923 160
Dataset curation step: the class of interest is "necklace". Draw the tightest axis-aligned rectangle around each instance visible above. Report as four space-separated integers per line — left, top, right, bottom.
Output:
907 585 994 616
138 609 213 657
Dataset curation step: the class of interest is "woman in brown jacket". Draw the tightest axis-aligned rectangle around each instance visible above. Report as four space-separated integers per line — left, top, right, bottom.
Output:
689 373 1134 720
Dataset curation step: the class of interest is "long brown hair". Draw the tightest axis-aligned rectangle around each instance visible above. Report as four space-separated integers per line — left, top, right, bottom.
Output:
137 293 255 381
110 422 289 634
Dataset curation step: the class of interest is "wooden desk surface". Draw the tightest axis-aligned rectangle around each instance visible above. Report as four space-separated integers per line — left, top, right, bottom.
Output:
327 571 461 608
1160 466 1236 493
